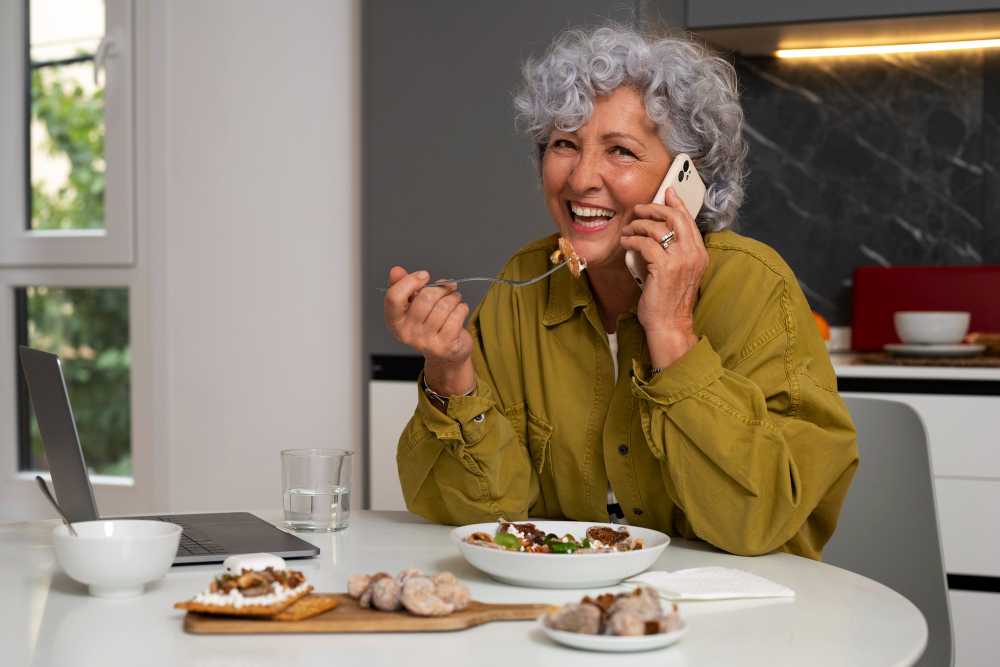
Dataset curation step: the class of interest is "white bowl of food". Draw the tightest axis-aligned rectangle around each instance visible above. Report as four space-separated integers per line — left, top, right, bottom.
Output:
52 520 182 598
451 520 669 589
894 311 970 345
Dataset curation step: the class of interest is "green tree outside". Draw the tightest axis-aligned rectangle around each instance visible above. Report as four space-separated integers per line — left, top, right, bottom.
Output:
26 63 131 476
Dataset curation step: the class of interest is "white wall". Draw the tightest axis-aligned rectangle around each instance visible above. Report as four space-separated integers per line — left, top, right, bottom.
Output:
149 0 363 513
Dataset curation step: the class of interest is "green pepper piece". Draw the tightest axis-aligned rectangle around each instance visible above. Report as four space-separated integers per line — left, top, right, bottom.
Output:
549 542 578 554
493 533 521 550
581 539 590 548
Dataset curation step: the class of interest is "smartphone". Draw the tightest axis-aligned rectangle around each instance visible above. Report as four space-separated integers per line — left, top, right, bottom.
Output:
625 153 706 290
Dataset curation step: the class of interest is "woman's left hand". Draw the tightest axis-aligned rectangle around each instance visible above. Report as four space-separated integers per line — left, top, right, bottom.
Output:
620 186 708 368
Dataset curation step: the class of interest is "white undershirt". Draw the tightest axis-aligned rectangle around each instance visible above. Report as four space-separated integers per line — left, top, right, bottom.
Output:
606 332 629 526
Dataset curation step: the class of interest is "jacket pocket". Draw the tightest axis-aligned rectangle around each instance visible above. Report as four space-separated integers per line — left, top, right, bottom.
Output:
505 403 554 475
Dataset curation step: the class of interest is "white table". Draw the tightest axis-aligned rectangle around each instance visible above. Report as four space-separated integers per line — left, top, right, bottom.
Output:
1 510 926 666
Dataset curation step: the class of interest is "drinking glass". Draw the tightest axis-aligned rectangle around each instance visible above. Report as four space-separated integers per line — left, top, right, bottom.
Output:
281 449 353 532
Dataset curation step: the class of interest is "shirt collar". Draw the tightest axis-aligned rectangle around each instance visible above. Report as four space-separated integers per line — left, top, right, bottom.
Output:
543 257 593 326
542 257 645 326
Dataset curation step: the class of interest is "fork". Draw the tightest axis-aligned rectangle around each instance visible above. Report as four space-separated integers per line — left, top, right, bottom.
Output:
376 261 573 292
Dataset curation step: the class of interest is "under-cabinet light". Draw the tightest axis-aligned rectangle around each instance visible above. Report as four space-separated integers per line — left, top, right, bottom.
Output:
776 38 1000 58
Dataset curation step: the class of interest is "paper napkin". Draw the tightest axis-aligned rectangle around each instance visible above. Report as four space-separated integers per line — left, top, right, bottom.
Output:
623 567 796 601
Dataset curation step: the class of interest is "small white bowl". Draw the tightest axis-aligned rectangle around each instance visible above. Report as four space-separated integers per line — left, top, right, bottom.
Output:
52 520 182 598
894 311 970 345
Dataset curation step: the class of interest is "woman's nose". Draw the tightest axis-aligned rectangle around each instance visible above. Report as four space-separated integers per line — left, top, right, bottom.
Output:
567 152 603 193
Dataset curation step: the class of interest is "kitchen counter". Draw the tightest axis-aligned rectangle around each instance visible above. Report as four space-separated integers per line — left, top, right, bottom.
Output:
831 353 1000 382
1 509 927 667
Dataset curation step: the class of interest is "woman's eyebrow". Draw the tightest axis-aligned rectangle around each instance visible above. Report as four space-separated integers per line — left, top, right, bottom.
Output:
602 131 645 147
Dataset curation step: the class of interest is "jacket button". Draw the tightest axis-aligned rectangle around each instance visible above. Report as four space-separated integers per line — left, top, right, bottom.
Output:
618 444 628 455
473 413 485 423
633 508 644 516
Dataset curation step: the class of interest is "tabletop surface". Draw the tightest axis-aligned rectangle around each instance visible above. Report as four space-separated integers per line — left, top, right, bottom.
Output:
830 353 1000 381
1 509 927 667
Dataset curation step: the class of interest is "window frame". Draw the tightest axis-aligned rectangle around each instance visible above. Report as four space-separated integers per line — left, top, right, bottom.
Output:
0 0 152 521
0 0 135 267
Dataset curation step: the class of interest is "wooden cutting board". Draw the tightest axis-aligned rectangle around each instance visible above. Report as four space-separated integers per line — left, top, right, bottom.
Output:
183 594 550 634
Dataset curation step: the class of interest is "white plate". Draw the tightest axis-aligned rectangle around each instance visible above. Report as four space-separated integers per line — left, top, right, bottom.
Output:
450 520 669 589
884 343 986 358
538 618 688 652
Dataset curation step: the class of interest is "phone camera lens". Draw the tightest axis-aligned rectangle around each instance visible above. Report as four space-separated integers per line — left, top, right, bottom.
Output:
683 160 690 171
678 172 685 182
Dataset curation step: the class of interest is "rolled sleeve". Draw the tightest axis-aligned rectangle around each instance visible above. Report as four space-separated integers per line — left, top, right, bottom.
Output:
631 336 724 405
415 372 497 447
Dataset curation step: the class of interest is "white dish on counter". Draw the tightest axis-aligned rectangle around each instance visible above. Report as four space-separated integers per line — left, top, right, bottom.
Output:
52 520 182 598
450 520 669 589
893 311 970 345
884 343 986 358
538 617 688 652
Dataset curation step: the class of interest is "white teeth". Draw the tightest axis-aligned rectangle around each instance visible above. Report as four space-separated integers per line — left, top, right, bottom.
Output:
570 203 614 220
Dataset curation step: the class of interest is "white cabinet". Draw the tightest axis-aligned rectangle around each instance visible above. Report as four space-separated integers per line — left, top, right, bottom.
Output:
839 391 1000 577
936 479 1000 578
951 590 1000 667
368 380 416 512
838 368 1000 667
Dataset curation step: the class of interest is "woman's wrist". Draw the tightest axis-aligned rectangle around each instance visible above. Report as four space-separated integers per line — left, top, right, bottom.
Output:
423 357 476 398
646 328 699 370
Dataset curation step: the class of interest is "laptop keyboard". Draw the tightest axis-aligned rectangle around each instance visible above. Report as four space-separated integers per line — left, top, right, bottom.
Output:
138 516 228 556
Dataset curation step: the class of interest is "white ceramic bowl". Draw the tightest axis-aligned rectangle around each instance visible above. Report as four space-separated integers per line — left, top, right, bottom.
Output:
451 520 669 589
52 520 182 598
894 311 970 345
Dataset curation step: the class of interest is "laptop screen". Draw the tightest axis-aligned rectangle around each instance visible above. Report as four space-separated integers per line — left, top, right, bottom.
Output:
19 346 101 523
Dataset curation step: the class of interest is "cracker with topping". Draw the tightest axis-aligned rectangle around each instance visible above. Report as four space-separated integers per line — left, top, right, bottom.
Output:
174 567 313 617
550 237 587 278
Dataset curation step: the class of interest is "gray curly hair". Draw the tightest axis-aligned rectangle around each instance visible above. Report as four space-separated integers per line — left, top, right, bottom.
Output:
514 22 747 231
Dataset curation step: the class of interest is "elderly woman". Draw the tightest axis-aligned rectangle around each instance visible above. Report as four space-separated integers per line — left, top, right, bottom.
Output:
383 24 858 560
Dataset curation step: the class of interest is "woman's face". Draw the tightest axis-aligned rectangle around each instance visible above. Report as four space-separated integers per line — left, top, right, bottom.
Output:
542 86 672 271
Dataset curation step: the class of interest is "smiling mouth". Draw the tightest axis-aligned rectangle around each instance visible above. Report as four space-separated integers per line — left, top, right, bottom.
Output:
568 202 616 228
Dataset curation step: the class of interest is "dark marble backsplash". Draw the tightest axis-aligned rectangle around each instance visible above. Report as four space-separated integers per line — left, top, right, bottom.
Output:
735 50 1000 325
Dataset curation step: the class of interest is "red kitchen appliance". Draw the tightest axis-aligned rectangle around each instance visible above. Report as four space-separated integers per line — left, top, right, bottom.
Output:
851 266 1000 351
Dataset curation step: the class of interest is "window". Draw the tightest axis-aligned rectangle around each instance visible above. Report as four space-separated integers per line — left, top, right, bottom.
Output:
16 287 131 476
0 0 141 516
28 0 107 232
0 0 133 265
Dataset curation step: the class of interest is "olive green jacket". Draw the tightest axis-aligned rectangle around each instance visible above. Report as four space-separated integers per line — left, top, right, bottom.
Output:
397 230 859 560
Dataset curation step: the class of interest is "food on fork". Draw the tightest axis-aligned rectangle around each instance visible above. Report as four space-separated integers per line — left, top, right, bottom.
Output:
174 567 312 617
550 237 587 278
461 520 644 553
542 587 683 636
347 568 471 617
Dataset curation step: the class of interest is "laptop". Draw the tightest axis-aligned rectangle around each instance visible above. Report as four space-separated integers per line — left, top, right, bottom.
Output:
18 345 320 564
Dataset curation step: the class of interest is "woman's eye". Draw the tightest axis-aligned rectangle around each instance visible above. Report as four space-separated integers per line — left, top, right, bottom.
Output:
611 146 636 157
552 139 576 150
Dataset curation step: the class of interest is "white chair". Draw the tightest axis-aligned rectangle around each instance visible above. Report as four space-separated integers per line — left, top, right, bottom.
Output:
823 397 953 666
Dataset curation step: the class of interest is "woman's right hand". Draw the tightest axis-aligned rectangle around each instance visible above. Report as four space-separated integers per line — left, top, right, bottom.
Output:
384 267 475 396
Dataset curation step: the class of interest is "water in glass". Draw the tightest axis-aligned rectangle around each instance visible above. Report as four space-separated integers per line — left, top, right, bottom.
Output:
283 486 350 532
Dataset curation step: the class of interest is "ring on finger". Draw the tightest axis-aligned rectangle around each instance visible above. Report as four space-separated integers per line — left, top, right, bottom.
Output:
658 231 676 244
661 238 674 250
